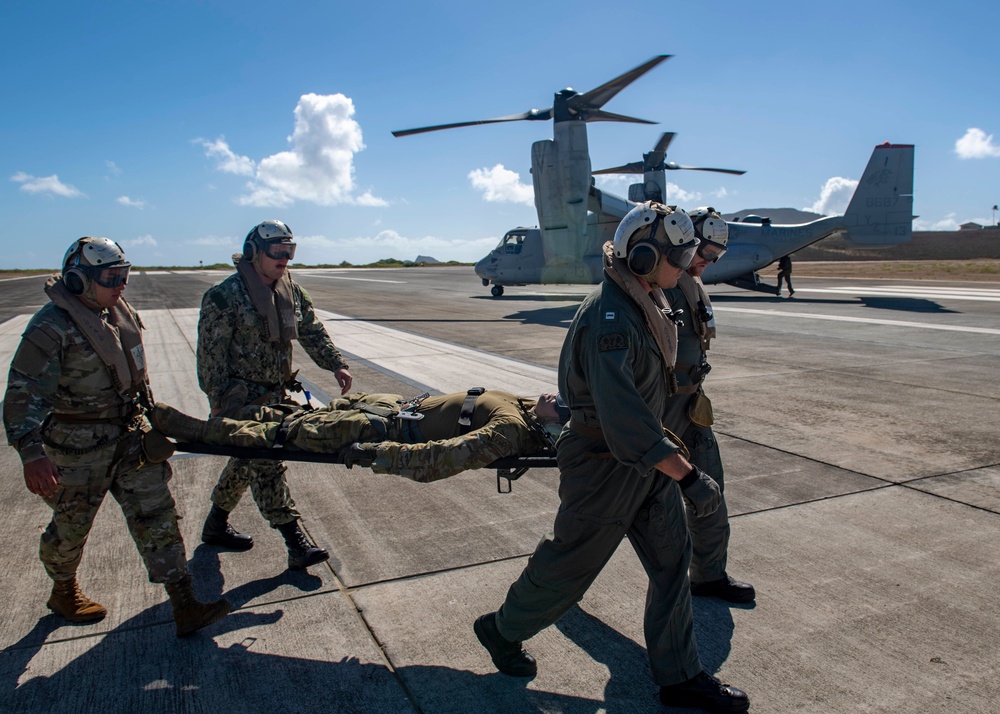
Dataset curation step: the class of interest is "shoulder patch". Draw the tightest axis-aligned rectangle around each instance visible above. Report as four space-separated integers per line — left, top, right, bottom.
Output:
598 333 628 352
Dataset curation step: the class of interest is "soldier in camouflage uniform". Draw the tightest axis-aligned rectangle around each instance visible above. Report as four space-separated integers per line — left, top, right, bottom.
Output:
474 204 751 713
663 208 755 605
150 390 565 482
3 237 230 636
197 220 352 570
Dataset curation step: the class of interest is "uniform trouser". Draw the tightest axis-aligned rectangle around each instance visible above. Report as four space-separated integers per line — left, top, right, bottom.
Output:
210 458 300 527
495 435 702 686
41 425 188 584
682 423 731 584
777 272 793 293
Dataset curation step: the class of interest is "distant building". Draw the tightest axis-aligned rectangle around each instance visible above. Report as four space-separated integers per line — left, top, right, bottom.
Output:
960 222 984 231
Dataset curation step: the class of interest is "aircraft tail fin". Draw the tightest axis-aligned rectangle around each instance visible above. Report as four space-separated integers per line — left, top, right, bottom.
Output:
842 143 914 245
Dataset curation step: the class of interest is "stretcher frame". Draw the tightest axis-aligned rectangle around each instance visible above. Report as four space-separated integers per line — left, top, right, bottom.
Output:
173 442 558 493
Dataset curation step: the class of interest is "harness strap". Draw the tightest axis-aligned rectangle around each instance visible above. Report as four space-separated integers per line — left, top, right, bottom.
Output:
458 388 485 434
272 413 298 449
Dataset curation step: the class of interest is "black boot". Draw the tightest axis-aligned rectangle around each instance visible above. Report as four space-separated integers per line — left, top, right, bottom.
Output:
691 573 756 604
659 671 750 712
474 612 537 676
276 520 329 570
201 504 254 551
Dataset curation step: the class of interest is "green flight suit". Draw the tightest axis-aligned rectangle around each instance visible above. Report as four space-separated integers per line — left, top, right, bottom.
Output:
664 273 730 584
3 298 188 585
197 267 349 526
494 275 703 687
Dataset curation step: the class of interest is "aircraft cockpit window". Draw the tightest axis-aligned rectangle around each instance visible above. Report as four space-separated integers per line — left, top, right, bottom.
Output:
502 233 526 254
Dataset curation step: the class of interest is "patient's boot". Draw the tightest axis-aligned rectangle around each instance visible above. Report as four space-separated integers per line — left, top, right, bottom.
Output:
165 575 231 637
202 504 254 551
47 575 107 623
151 403 208 442
277 520 330 571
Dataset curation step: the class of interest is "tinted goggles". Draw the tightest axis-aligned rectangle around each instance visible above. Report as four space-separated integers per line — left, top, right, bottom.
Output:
664 243 698 270
697 241 727 263
89 264 131 288
263 241 296 260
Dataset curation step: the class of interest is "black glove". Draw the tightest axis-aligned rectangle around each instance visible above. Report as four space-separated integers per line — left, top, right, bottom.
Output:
678 466 722 517
340 443 376 469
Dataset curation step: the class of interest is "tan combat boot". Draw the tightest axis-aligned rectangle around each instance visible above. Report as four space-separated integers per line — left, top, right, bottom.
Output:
164 576 231 637
47 576 108 623
150 402 208 442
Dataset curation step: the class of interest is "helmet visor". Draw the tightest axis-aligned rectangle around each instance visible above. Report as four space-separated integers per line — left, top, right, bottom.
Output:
697 241 727 263
263 241 296 260
664 242 698 270
91 264 131 288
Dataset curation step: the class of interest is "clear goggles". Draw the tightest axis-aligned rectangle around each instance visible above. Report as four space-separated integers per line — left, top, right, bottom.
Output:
664 242 698 270
263 240 297 260
87 264 131 288
697 240 727 263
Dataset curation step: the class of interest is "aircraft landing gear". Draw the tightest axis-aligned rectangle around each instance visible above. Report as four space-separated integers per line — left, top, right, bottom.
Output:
491 285 504 297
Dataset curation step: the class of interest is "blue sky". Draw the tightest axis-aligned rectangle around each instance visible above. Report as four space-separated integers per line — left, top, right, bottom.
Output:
3 0 998 269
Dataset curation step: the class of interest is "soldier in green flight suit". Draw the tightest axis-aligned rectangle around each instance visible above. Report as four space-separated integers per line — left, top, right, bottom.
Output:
3 237 230 636
664 207 755 605
149 390 564 483
197 220 353 570
473 203 751 713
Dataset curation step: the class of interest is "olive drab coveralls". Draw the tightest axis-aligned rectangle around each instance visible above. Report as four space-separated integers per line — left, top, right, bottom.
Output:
664 272 730 584
197 265 349 526
3 280 189 585
182 390 551 483
495 275 703 687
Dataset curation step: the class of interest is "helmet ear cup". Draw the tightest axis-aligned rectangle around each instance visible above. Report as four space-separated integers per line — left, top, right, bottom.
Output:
64 268 86 295
242 239 255 261
627 241 660 276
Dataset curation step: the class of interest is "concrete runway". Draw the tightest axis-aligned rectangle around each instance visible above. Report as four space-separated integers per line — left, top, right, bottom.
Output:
1 267 998 713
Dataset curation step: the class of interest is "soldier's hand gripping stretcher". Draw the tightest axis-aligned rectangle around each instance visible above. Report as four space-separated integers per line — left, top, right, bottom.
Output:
155 389 566 492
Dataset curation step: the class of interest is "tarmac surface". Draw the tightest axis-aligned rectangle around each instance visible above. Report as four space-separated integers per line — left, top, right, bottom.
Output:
1 266 998 713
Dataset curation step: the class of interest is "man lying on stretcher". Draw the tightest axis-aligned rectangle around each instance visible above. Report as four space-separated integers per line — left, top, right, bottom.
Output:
151 390 567 483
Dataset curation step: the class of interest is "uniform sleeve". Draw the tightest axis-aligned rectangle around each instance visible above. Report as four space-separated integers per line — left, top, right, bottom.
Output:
370 416 537 482
197 286 237 409
294 283 349 372
3 323 63 464
582 320 678 471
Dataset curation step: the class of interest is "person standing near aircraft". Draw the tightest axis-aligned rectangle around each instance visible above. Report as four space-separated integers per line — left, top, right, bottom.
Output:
776 254 794 297
665 208 755 605
474 203 750 712
197 220 352 570
3 237 230 636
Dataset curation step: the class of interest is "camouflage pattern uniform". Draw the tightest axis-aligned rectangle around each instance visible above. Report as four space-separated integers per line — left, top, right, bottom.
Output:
3 301 188 585
495 275 703 687
197 270 349 527
663 274 730 584
189 390 550 483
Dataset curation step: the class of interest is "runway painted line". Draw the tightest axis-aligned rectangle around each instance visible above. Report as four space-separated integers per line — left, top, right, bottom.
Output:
315 310 556 396
791 286 1000 302
715 307 1000 335
305 275 406 284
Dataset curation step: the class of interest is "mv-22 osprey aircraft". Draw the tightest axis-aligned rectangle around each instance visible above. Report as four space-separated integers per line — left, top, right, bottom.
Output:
393 56 914 296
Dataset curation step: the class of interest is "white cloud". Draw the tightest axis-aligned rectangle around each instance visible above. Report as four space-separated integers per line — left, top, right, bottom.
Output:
198 93 385 208
294 229 496 265
955 128 1000 159
806 176 858 215
191 235 240 247
117 196 147 209
196 137 256 176
11 172 84 198
712 187 729 199
128 234 157 247
105 160 121 176
664 182 701 203
468 164 535 205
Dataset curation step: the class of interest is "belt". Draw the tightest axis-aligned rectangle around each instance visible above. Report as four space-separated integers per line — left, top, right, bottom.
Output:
568 417 604 441
51 405 141 425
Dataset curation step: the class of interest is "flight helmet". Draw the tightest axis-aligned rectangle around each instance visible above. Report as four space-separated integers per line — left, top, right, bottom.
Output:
62 237 131 295
688 206 729 262
612 202 697 277
243 220 297 261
